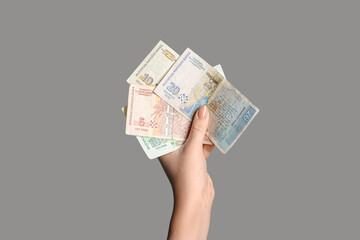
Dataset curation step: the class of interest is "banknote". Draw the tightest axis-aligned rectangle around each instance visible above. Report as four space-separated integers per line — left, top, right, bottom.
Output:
154 49 259 153
126 40 179 89
122 107 183 159
213 64 225 78
125 84 213 144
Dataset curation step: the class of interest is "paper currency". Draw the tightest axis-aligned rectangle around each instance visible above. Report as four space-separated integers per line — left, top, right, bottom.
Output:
213 64 225 78
122 107 183 159
126 40 179 89
137 137 183 159
154 49 259 153
125 84 212 144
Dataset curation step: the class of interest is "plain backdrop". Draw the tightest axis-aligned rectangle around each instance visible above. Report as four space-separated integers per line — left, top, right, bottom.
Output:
1 0 359 239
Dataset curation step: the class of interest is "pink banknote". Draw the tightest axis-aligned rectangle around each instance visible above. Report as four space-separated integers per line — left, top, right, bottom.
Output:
125 84 212 144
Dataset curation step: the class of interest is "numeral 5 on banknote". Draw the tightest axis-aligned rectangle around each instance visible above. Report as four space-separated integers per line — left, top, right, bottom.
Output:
122 107 183 159
125 84 213 144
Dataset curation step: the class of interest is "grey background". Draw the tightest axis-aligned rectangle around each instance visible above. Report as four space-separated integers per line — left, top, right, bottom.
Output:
1 0 359 239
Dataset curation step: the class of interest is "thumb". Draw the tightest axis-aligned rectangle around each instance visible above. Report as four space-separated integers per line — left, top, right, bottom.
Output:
186 105 209 146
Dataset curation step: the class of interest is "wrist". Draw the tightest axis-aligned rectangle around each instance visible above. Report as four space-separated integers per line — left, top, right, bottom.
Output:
168 199 203 239
168 194 213 239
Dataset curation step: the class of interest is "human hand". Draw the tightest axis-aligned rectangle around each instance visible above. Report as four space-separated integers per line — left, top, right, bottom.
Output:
159 105 215 240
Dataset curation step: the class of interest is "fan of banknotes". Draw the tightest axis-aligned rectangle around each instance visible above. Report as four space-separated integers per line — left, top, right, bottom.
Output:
123 40 259 159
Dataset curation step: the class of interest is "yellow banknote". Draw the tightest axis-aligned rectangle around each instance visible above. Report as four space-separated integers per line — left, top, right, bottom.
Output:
126 40 179 89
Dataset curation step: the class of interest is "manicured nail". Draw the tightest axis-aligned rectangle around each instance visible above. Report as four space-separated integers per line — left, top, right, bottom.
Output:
198 105 207 119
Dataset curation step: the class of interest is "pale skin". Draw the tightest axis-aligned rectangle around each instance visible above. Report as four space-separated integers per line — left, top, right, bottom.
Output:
158 105 215 240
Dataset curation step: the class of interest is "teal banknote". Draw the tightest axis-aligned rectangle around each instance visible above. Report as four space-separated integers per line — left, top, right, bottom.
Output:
154 49 259 153
122 65 226 158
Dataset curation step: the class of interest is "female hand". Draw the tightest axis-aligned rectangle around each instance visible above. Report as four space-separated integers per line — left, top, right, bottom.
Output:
159 105 215 240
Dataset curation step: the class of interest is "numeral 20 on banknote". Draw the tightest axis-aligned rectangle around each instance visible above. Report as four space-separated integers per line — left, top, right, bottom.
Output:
166 82 180 95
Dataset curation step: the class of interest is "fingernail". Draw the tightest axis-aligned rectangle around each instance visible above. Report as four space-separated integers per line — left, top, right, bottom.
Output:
198 105 207 119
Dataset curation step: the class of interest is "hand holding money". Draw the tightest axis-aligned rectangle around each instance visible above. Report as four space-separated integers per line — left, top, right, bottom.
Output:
158 105 215 239
123 40 259 158
154 48 259 153
121 41 259 240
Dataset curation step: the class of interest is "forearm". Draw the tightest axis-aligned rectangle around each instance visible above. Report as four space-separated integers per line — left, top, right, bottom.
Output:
167 197 212 240
160 105 214 239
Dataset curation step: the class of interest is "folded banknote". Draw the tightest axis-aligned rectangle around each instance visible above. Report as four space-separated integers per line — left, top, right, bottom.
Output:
154 49 259 153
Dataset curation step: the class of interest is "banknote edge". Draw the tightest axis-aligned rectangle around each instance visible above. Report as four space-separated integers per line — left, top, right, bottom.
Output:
123 106 183 159
126 40 164 84
154 49 260 153
208 106 260 154
125 84 178 140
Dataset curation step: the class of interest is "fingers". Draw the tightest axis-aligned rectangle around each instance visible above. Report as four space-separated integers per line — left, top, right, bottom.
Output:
186 105 209 147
